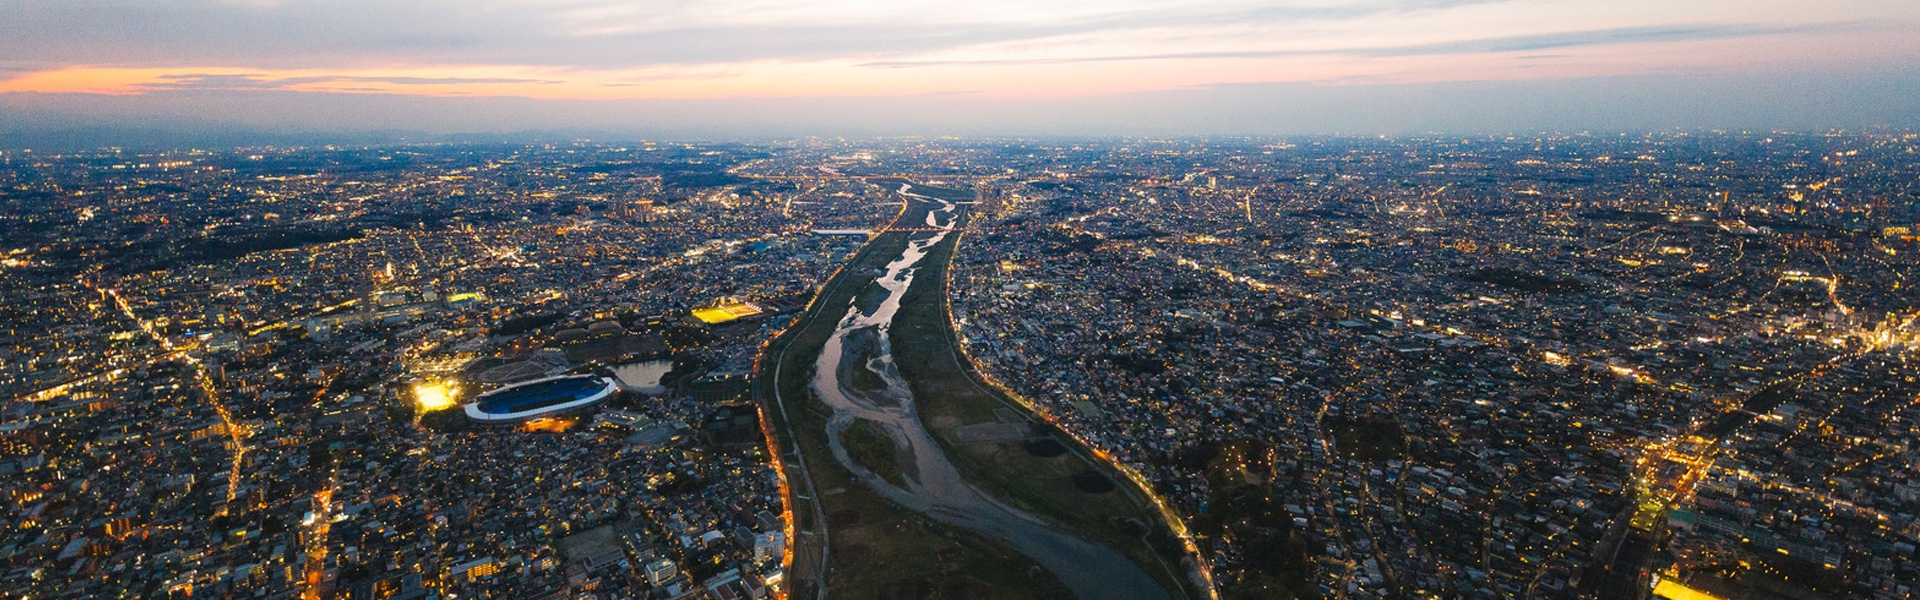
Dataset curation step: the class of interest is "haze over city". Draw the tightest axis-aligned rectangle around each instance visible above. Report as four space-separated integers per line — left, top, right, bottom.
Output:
5 0 1920 141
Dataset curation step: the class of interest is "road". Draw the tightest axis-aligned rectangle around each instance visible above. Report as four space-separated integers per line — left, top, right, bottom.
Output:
91 281 255 507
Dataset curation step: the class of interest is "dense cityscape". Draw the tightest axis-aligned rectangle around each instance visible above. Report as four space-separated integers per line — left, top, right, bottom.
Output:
3 133 1919 600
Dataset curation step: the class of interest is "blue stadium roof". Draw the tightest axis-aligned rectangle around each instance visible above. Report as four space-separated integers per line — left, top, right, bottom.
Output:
464 375 616 423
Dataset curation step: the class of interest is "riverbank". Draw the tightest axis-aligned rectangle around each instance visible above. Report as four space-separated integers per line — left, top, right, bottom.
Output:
887 186 1205 600
755 192 1071 599
757 180 1204 599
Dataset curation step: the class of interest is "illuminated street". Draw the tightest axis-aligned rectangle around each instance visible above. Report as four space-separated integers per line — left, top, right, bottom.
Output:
3 135 1918 599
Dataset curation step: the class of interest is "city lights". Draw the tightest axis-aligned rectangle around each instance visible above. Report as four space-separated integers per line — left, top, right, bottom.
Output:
415 382 459 412
7 134 1917 598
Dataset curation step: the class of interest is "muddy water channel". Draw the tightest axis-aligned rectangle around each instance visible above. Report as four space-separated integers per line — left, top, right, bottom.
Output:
810 186 1170 599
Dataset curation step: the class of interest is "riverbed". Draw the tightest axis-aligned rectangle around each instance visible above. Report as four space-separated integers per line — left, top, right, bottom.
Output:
808 184 1170 600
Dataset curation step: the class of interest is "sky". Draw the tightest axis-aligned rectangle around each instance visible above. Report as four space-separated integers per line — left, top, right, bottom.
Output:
3 0 1919 139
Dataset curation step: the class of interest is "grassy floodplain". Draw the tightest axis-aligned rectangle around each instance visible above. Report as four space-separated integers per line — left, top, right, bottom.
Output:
756 179 1206 599
755 190 1070 599
884 182 1206 599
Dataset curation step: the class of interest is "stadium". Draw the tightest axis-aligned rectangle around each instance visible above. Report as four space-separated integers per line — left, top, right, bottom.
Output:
463 375 619 424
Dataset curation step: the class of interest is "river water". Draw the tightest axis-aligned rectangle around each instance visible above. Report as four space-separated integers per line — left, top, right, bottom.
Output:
810 185 1170 599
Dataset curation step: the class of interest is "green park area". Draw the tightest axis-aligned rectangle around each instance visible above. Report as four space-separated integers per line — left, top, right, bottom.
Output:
1324 416 1410 462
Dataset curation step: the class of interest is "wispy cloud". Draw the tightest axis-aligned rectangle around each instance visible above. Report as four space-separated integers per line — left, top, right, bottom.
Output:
134 73 566 92
0 1 1914 100
857 23 1866 68
1356 23 1864 56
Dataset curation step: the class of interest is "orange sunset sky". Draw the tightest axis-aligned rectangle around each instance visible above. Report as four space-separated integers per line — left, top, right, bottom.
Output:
3 0 1918 135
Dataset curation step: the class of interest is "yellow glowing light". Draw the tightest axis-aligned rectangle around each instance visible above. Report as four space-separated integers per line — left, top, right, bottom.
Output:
693 299 765 324
415 383 459 411
520 417 576 433
1652 578 1726 600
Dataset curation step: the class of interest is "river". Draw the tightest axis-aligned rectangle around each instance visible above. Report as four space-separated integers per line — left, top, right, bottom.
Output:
808 184 1171 600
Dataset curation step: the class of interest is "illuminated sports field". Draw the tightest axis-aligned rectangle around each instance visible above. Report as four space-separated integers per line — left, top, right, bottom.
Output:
463 375 617 424
692 300 765 324
1652 578 1726 600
